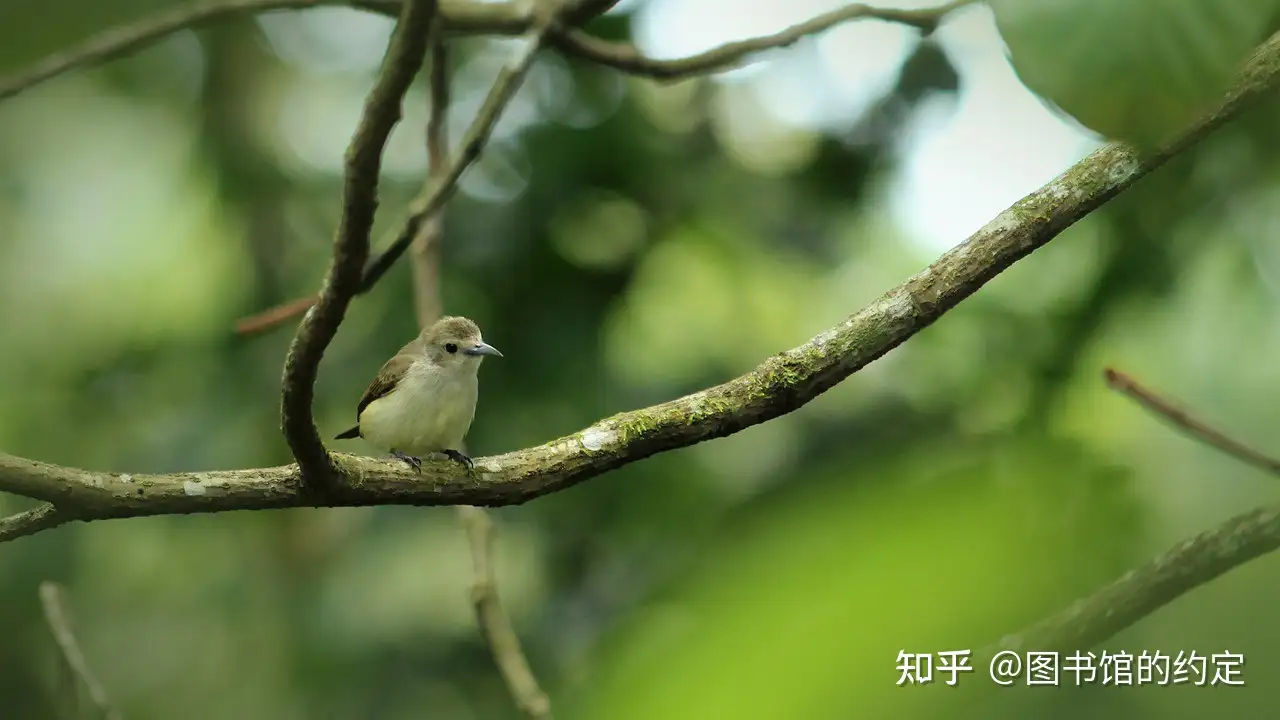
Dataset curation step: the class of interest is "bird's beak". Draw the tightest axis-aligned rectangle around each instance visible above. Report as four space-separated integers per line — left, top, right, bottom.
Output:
464 341 503 358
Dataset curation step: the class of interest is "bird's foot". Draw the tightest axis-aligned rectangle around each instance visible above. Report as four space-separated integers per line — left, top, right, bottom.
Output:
390 450 422 473
442 449 474 470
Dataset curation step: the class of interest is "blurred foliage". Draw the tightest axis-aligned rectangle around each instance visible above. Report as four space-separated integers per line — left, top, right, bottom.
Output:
3 1 1280 719
990 0 1280 150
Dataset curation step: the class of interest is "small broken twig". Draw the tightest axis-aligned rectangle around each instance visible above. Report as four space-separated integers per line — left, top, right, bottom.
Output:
1105 367 1280 477
40 582 122 720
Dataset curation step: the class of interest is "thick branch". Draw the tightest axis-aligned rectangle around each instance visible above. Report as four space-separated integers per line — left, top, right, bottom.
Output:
552 0 975 81
5 27 1280 536
1105 368 1280 476
40 582 122 720
279 0 436 488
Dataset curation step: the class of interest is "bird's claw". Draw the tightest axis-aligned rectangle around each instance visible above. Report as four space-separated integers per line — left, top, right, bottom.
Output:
442 449 474 470
391 450 422 473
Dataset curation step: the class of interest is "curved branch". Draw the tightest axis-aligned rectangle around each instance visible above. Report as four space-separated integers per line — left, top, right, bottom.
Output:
6 26 1280 539
1 0 973 104
552 0 975 80
279 0 437 487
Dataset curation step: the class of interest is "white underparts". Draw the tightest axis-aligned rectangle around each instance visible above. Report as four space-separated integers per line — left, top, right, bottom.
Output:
358 359 480 457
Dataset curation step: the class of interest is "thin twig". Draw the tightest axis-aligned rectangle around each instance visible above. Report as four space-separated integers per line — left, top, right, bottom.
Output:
552 0 975 80
237 0 571 335
978 364 1280 659
234 295 319 335
0 0 339 101
459 506 553 719
1105 368 1280 476
39 582 122 720
0 0 550 102
409 27 450 329
410 33 553 718
279 0 438 488
0 504 71 544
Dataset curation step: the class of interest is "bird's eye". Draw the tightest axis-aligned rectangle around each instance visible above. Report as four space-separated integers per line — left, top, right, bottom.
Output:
445 343 458 354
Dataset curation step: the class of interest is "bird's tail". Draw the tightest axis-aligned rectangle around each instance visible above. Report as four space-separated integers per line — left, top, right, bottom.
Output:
334 425 361 440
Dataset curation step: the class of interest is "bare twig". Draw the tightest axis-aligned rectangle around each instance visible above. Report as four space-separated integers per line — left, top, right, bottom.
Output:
6 27 1280 538
552 0 976 80
279 0 437 489
409 28 450 330
1105 368 1280 476
1 0 337 102
237 0 571 335
975 361 1280 660
459 506 553 719
39 582 122 720
0 0 554 102
233 295 319 335
0 0 973 105
409 34 552 718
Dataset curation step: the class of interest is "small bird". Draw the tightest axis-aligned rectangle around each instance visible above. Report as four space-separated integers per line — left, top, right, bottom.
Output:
334 316 502 471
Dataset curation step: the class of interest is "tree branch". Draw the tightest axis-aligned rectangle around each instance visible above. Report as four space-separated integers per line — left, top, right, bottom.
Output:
1105 368 1280 476
278 0 437 489
236 0 571 335
458 505 553 719
1 0 973 104
985 501 1280 660
0 504 71 544
40 582 122 720
552 0 976 81
409 28 450 331
410 34 552 718
4 27 1279 541
977 368 1280 660
559 0 622 28
0 0 543 102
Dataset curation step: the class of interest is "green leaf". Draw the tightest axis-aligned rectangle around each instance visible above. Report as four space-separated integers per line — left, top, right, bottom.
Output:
990 0 1280 151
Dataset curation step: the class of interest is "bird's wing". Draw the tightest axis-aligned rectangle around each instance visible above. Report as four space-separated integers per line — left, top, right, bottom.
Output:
355 343 420 421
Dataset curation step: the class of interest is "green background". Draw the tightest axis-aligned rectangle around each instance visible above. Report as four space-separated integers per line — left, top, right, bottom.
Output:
3 1 1280 718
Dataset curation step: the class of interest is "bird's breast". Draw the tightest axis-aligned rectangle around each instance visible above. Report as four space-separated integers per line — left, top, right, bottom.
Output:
358 364 478 456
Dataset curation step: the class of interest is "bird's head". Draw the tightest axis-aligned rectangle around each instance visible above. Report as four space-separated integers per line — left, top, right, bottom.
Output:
420 315 502 373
